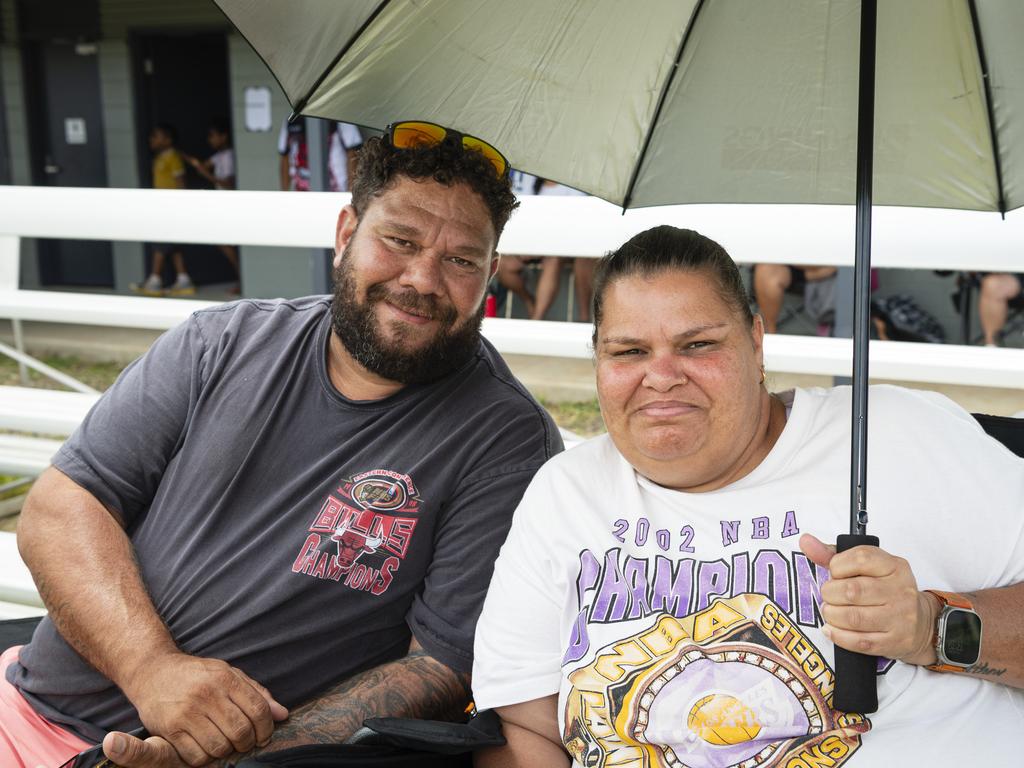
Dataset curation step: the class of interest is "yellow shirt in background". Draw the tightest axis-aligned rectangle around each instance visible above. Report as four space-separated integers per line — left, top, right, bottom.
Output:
153 148 185 189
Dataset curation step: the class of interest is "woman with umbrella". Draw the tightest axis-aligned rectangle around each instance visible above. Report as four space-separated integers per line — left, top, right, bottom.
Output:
473 226 1024 767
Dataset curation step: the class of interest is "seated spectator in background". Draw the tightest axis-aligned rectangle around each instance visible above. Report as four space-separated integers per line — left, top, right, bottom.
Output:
494 171 542 316
184 119 241 294
474 225 1024 766
753 263 837 333
135 124 193 296
979 272 1024 346
497 177 594 322
532 180 594 322
3 124 560 768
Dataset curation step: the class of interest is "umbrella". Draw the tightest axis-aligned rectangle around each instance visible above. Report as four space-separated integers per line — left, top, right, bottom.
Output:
215 0 1024 712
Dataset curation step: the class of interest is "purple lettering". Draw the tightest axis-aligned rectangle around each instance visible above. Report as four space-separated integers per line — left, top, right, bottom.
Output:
624 556 651 619
562 610 591 665
793 552 828 627
576 550 601 609
651 555 694 617
721 520 740 547
751 516 770 540
730 552 749 596
752 550 792 614
782 509 800 538
590 549 630 623
679 525 695 553
696 559 730 611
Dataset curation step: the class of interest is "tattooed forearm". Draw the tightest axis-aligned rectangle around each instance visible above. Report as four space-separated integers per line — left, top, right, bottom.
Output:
966 661 1007 677
258 646 471 753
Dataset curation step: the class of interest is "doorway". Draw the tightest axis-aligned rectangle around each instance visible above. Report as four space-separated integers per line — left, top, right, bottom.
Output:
132 31 237 287
23 39 114 287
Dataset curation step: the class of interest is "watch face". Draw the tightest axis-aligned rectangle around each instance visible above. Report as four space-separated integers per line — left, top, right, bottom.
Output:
944 609 983 666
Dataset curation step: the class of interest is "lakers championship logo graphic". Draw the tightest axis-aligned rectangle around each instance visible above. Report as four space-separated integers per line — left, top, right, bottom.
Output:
563 595 869 768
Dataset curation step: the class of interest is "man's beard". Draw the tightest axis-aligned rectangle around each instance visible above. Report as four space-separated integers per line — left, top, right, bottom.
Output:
330 249 485 386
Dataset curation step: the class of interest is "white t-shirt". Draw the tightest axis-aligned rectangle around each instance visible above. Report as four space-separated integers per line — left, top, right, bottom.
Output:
474 385 1024 767
328 122 363 192
210 148 234 186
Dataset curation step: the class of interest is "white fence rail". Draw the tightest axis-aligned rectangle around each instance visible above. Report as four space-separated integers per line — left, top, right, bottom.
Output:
0 186 1021 386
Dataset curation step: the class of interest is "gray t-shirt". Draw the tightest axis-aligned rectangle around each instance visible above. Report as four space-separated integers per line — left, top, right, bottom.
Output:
8 297 561 742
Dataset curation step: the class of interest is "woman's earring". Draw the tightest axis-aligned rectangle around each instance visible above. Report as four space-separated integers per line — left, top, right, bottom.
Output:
760 365 767 384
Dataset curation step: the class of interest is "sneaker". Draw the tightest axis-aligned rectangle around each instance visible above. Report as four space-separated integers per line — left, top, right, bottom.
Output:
130 274 165 296
168 274 196 296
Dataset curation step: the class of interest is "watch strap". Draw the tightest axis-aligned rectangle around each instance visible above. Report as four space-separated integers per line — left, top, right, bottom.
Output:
924 590 977 672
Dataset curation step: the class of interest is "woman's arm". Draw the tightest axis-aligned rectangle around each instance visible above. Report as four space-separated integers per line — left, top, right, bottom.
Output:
475 695 569 767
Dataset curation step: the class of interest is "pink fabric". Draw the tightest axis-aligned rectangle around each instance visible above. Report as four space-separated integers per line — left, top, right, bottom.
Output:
0 645 92 768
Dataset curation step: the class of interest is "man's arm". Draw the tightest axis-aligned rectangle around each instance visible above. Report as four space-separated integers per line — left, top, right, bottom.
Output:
263 635 469 750
19 468 286 766
279 155 291 191
800 533 1024 688
104 635 472 767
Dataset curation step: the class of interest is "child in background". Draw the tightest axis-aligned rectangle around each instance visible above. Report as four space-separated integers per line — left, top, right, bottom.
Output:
184 120 241 294
134 123 194 296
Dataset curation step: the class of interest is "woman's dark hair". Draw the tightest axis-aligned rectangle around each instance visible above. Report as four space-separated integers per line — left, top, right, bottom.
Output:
351 135 518 239
592 226 753 342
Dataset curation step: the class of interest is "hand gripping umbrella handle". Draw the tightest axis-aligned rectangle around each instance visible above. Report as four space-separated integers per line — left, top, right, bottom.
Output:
832 533 879 713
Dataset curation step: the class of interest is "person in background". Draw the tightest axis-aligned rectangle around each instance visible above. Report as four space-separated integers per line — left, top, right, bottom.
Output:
979 272 1024 346
134 124 194 296
494 171 542 316
279 117 311 191
184 119 241 294
328 122 365 192
530 180 594 322
752 263 838 333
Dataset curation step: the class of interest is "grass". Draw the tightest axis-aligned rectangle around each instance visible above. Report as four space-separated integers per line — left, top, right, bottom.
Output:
0 354 125 392
1 352 607 436
540 397 605 438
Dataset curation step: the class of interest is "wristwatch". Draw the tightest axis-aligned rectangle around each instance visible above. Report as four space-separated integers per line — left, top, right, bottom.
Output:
924 590 983 672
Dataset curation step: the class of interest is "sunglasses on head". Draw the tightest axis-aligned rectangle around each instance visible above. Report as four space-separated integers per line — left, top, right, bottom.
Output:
386 120 509 180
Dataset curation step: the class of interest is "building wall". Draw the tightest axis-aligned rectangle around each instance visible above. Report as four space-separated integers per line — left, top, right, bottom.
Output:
99 0 223 38
227 31 317 298
0 0 39 286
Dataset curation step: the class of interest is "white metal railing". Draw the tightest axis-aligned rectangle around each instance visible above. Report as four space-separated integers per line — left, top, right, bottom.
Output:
3 186 1024 269
0 186 1023 390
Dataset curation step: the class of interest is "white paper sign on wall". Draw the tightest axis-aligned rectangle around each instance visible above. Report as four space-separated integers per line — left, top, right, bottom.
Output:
244 87 273 132
65 118 87 145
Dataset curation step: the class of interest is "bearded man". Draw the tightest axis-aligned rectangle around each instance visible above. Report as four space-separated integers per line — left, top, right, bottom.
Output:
4 123 561 768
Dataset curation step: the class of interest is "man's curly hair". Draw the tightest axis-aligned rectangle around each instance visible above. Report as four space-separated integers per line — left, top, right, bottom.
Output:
350 134 519 239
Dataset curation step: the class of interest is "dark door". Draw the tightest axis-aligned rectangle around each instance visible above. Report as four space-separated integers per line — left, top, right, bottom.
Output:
133 31 236 286
26 40 114 286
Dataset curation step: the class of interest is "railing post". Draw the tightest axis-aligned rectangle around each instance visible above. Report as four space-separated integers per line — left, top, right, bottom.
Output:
0 236 28 383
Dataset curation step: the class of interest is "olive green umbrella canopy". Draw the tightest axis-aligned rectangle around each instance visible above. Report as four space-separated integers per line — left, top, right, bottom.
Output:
215 0 1022 213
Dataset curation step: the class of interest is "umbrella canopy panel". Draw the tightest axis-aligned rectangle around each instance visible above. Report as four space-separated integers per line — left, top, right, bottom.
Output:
216 0 1024 213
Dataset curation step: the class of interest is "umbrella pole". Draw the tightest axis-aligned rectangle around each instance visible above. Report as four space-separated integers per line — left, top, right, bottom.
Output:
834 0 880 714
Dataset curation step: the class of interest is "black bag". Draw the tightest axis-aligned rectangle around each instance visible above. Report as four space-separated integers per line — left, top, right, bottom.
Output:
235 710 505 768
871 294 946 343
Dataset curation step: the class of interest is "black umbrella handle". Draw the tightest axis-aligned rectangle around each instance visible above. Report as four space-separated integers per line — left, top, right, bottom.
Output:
832 533 879 713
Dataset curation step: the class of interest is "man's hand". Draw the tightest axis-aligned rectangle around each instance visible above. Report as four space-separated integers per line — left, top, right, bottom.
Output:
799 533 939 666
103 732 186 768
122 651 288 766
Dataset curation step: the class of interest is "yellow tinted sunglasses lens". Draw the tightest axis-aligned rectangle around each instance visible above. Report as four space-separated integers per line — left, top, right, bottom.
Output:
391 121 448 149
462 136 508 178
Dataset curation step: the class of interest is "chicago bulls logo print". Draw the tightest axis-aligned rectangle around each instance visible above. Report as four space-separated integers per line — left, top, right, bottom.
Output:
291 469 422 595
